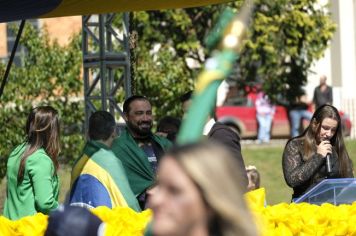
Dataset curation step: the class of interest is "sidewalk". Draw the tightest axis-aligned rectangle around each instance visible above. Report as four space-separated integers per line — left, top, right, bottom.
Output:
241 139 288 149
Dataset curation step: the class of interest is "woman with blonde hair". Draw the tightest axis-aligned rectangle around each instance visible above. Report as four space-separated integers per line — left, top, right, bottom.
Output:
283 104 353 199
3 106 61 220
148 141 258 236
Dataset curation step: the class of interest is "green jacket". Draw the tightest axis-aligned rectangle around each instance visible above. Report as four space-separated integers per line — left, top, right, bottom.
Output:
3 143 59 220
112 128 172 196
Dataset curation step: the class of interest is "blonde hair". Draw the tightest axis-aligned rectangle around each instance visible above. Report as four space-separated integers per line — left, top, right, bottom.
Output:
167 142 258 236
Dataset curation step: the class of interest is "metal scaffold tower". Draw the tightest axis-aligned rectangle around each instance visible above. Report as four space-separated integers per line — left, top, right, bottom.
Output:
82 13 132 134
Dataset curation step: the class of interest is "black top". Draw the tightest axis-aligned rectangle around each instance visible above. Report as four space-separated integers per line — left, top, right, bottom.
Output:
134 136 165 164
208 122 248 190
288 101 309 110
282 138 353 199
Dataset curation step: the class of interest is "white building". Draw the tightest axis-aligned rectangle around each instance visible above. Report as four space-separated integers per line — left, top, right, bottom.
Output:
307 0 356 138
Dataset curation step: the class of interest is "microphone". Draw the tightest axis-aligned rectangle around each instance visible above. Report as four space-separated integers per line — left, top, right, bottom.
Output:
322 137 332 176
326 153 332 175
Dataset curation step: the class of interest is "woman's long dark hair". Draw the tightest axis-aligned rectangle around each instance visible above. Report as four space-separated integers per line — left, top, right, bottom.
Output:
18 106 60 183
299 104 351 177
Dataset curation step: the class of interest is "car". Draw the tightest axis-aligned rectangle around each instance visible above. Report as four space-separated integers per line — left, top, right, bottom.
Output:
215 91 352 139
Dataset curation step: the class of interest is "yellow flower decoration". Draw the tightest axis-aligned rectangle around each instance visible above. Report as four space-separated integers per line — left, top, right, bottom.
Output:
245 188 356 236
0 213 48 236
2 190 356 236
0 207 151 236
91 207 152 236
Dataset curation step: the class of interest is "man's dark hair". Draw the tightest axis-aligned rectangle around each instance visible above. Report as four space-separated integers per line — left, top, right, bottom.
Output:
179 91 193 103
88 111 116 141
157 116 181 133
157 116 181 142
123 95 149 113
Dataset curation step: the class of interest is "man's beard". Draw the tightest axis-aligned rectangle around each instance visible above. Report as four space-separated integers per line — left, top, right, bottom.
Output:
127 120 152 138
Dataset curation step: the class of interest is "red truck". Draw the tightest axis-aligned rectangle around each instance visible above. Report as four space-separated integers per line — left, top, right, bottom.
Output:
216 91 352 139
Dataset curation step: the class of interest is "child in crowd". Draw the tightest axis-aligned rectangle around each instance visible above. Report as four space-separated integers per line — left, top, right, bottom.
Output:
246 165 260 191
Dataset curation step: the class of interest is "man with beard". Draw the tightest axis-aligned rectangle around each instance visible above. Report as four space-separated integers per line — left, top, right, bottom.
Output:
112 95 172 209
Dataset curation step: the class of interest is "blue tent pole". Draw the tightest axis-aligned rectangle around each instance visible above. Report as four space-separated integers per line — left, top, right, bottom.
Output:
0 19 26 99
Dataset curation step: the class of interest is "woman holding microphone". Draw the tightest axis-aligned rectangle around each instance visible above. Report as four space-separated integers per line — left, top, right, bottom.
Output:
282 104 353 200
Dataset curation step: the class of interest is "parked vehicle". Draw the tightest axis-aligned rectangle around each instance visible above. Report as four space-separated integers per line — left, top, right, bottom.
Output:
216 91 352 139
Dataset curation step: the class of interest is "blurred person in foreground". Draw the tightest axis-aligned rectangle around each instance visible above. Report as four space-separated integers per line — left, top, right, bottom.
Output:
3 106 60 220
148 141 258 236
207 119 248 189
45 205 104 236
282 104 353 200
70 111 140 211
180 83 248 189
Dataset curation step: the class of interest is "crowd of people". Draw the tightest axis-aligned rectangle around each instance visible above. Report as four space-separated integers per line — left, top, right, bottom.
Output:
2 74 353 235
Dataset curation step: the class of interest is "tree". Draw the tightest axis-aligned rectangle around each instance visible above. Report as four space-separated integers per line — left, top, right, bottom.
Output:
130 3 244 120
0 24 83 178
237 0 336 103
131 0 335 119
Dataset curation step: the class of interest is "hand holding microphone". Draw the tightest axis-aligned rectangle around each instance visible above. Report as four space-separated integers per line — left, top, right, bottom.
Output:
317 139 332 175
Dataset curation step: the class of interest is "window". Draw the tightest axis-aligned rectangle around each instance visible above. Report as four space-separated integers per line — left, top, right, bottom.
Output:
6 19 39 66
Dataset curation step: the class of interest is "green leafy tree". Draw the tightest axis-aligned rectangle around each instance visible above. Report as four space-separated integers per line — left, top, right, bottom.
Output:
130 4 244 120
0 24 84 178
131 0 335 119
237 0 336 103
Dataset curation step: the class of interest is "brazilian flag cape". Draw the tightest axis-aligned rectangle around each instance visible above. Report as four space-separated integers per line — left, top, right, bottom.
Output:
112 128 172 196
69 140 140 212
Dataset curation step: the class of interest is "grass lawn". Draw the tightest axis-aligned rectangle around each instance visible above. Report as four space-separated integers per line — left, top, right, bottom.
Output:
242 142 292 205
1 139 356 212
